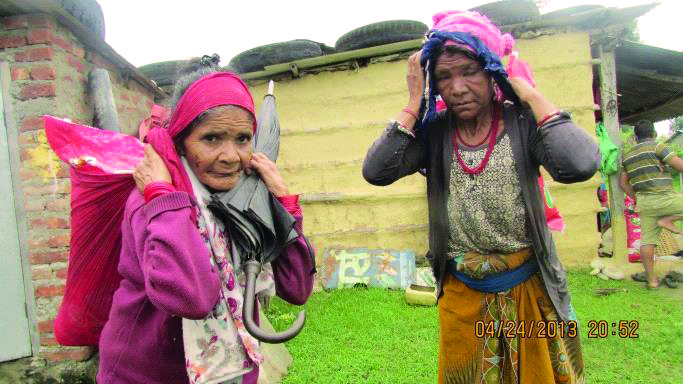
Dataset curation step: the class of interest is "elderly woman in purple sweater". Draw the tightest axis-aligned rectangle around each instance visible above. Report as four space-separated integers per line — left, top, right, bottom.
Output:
96 68 315 384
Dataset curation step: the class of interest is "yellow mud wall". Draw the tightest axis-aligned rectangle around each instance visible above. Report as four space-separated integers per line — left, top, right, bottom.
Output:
514 32 601 266
249 31 600 268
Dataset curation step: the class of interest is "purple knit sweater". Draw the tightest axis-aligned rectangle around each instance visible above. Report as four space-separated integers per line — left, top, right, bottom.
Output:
97 191 314 384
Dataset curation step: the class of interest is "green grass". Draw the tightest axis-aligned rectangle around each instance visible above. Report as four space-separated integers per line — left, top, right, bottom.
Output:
265 269 683 384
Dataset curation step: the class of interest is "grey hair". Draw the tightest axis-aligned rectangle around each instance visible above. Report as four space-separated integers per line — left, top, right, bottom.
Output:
170 65 220 111
169 57 221 150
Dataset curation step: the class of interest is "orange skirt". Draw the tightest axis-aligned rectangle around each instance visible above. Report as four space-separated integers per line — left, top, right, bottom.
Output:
438 248 584 384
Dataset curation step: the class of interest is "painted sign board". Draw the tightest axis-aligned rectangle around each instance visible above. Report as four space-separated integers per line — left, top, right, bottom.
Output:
321 247 417 289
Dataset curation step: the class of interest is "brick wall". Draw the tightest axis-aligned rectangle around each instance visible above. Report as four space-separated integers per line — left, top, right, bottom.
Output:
0 13 156 362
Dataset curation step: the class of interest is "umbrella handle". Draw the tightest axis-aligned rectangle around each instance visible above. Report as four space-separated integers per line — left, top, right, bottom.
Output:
243 260 306 343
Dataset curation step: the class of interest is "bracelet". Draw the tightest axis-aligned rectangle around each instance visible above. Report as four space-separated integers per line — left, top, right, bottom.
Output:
536 111 560 127
143 181 176 202
402 108 419 120
536 110 570 128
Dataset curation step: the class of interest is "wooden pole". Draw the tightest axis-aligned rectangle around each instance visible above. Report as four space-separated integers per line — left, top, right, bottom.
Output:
598 45 628 261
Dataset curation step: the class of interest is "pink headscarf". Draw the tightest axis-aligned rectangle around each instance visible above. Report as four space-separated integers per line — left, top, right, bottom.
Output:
146 71 256 202
431 10 515 59
427 9 536 107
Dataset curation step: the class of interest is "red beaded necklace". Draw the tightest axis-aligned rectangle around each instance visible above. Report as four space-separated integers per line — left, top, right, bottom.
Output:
452 105 500 175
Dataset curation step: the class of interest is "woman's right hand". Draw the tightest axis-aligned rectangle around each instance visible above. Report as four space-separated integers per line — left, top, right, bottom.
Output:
406 50 424 110
133 144 172 193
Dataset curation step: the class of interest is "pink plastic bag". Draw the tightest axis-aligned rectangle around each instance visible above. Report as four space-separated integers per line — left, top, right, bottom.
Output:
624 196 641 262
506 51 536 88
539 176 565 232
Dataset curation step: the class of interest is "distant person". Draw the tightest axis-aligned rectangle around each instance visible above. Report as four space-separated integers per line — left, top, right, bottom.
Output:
363 9 597 383
620 120 683 289
97 67 315 383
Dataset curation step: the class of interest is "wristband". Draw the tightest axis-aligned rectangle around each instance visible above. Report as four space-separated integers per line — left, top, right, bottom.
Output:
144 181 176 202
536 110 570 128
402 108 419 120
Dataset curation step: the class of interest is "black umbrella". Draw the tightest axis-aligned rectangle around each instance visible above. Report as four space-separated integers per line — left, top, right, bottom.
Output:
208 81 306 343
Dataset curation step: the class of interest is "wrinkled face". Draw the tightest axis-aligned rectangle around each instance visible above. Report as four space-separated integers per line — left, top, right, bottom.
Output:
182 106 254 192
434 51 494 121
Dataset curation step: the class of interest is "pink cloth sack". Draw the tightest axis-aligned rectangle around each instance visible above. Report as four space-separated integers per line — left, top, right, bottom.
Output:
45 115 143 345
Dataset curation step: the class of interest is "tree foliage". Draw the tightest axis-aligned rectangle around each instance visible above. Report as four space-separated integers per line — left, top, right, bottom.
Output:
624 19 640 42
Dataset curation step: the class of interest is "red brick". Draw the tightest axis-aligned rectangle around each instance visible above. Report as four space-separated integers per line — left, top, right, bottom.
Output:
26 29 50 45
71 44 85 58
40 336 58 346
15 47 53 62
19 82 55 100
50 34 71 51
20 116 44 132
47 233 70 248
31 217 69 229
55 267 67 279
2 15 28 30
30 251 68 264
32 267 52 280
67 55 85 73
38 319 54 333
57 166 70 178
35 284 64 297
11 67 30 81
42 346 96 362
30 64 56 80
0 34 27 48
28 236 48 249
18 133 35 145
24 199 46 212
20 167 38 179
26 15 52 28
46 199 69 211
20 148 33 161
18 136 38 146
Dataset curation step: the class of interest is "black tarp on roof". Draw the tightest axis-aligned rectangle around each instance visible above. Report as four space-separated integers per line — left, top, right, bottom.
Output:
615 40 683 124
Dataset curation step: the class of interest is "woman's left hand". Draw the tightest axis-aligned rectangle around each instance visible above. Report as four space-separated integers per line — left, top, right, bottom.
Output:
249 153 289 197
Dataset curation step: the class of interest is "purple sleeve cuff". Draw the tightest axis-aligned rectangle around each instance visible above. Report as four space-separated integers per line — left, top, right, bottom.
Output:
277 194 302 216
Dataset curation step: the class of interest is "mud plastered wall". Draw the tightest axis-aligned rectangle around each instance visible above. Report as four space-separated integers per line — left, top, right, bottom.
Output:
249 31 599 268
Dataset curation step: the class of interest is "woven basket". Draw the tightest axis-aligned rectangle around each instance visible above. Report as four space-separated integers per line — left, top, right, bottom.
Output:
656 230 682 256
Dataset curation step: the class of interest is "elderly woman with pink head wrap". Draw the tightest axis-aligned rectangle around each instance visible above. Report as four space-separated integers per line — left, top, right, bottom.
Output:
364 10 597 383
96 66 315 384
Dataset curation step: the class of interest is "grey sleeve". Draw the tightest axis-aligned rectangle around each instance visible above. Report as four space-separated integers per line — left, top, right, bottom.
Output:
530 116 600 183
362 121 427 186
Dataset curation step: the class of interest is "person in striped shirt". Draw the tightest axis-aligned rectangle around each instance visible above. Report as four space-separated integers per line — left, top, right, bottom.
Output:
620 120 683 289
